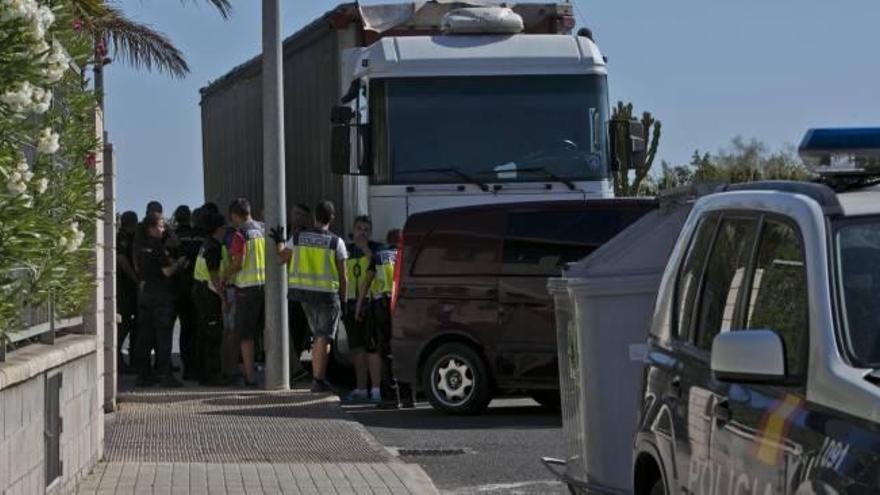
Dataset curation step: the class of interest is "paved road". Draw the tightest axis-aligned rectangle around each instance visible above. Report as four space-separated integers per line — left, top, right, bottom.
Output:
345 398 565 494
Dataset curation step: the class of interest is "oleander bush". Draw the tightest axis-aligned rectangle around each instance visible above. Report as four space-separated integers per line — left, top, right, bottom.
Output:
0 0 102 336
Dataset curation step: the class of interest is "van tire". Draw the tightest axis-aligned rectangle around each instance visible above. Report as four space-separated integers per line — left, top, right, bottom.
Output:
422 343 492 415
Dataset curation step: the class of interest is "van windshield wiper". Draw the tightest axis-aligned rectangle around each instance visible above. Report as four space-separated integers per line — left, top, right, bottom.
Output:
515 167 578 191
399 168 490 192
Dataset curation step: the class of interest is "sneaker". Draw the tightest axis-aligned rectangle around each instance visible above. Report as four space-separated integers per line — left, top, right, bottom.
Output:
310 379 333 394
344 389 369 403
369 390 382 404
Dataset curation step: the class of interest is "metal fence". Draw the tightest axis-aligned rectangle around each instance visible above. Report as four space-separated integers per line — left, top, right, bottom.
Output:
0 290 83 363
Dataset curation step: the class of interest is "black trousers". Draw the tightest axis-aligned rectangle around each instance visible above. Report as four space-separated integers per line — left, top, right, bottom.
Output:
288 299 310 368
177 284 198 378
194 283 224 382
117 284 138 364
372 298 412 402
136 291 175 379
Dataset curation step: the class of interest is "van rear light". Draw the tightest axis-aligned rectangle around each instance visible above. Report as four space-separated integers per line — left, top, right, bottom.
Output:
391 232 404 316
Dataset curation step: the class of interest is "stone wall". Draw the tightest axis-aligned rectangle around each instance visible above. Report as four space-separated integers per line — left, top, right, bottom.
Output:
0 336 100 494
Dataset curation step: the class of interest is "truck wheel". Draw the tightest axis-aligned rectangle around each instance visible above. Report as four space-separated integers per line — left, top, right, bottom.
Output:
530 390 561 412
422 343 491 415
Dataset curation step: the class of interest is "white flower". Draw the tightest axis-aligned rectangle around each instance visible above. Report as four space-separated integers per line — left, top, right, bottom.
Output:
0 81 34 113
35 177 47 194
36 4 52 29
0 0 36 22
31 86 51 114
6 178 26 195
44 40 69 83
20 194 32 208
21 171 33 182
9 171 22 183
16 159 28 172
37 127 59 154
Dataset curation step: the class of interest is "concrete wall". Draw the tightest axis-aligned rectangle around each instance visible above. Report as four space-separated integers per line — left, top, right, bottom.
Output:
0 336 100 495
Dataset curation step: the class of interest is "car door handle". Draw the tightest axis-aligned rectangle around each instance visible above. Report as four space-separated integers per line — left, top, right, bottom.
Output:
713 399 731 426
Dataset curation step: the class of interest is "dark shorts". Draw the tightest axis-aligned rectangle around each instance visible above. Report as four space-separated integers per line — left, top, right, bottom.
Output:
234 286 265 341
301 294 341 341
347 299 388 353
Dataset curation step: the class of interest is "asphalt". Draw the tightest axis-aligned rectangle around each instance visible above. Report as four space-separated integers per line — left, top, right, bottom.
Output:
344 398 566 494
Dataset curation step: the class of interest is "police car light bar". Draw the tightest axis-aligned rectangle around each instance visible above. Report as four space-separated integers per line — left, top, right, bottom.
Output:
799 128 880 175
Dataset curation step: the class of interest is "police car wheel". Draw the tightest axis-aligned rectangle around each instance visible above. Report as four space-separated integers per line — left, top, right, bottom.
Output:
423 343 491 415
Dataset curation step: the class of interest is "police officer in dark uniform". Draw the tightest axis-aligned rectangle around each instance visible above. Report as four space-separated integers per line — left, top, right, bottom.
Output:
116 211 140 373
172 205 203 381
135 213 189 388
192 211 229 385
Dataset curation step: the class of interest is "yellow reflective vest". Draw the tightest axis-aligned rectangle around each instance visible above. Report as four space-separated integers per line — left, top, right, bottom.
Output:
193 243 230 294
345 245 373 302
370 247 397 297
288 230 341 293
232 221 266 288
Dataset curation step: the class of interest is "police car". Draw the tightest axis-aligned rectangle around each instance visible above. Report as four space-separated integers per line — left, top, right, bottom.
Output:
633 129 880 495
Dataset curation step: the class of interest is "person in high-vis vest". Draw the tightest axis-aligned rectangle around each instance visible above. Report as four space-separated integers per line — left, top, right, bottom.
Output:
344 215 384 404
355 229 415 409
192 211 230 386
270 200 347 394
224 198 266 387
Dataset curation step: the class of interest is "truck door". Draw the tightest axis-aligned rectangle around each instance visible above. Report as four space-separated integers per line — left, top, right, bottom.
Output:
708 217 810 494
675 213 759 493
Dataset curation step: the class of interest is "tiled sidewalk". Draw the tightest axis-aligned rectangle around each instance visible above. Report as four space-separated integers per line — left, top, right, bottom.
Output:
75 385 437 494
77 461 435 494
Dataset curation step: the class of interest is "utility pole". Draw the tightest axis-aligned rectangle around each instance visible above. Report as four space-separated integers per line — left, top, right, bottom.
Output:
262 0 290 390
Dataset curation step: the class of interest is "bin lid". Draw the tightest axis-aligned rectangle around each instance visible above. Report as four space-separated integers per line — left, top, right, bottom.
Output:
562 200 692 280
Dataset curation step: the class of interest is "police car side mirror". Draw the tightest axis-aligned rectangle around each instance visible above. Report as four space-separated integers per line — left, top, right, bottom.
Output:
711 330 786 384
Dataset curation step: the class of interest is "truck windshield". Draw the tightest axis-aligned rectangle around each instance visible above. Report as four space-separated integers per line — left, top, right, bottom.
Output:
372 75 609 185
834 217 880 367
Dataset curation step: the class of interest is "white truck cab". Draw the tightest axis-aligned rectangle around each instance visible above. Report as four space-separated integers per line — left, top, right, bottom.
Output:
330 6 627 238
633 128 880 495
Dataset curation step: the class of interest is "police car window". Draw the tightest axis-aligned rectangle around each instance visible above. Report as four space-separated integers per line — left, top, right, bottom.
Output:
743 220 808 376
835 219 880 367
675 214 719 341
502 209 647 276
694 217 758 352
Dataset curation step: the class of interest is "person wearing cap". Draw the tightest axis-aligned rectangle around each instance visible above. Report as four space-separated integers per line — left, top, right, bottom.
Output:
270 200 347 393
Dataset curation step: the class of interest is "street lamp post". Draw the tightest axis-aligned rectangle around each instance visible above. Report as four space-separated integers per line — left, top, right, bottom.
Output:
262 0 290 390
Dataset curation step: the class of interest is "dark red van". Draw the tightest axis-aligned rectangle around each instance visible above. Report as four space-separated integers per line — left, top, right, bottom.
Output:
391 199 657 414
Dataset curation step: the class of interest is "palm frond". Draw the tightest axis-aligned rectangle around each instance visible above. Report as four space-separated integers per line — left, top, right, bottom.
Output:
181 0 233 20
93 5 190 78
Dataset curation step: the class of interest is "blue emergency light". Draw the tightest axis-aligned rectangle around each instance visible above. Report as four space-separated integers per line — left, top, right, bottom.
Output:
799 128 880 175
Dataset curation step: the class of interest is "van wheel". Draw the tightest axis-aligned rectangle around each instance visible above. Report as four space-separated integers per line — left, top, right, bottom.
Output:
422 343 491 415
649 479 665 495
530 390 561 412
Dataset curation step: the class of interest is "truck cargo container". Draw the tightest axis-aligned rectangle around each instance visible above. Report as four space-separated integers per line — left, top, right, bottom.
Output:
200 1 639 239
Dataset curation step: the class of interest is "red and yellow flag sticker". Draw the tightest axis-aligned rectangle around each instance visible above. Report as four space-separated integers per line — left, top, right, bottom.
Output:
754 394 803 466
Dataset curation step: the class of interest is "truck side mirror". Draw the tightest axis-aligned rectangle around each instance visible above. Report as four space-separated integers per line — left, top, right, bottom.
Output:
608 119 647 172
331 105 356 125
711 330 786 384
331 123 372 176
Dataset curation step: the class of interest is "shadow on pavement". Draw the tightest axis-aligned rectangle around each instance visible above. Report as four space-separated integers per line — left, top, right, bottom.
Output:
344 401 562 431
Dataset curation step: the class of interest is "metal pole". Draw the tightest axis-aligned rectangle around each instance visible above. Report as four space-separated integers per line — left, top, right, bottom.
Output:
262 0 290 390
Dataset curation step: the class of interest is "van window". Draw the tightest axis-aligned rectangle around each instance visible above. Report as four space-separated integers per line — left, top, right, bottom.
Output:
743 219 808 376
674 214 719 341
694 216 758 351
411 212 502 276
501 209 644 276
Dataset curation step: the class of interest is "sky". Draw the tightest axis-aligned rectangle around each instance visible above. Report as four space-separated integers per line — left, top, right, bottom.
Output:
108 0 880 215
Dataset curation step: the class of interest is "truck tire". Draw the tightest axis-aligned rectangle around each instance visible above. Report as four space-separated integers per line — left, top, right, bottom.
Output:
422 343 492 415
